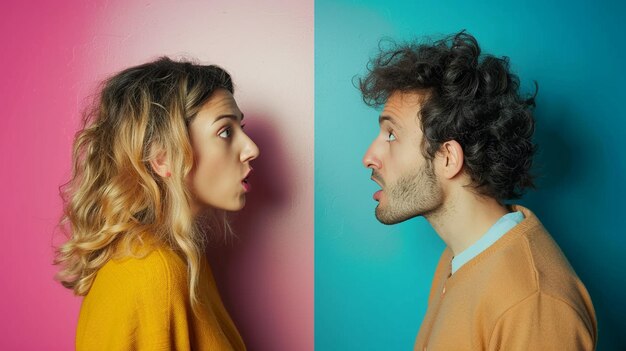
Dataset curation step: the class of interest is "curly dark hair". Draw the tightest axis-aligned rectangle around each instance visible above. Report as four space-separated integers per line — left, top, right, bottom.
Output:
359 30 537 200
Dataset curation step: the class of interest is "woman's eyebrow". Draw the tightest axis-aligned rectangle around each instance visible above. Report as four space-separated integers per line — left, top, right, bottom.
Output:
211 114 242 125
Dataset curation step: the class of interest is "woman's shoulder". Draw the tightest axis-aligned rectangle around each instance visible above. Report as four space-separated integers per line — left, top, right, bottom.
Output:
78 244 195 349
92 244 189 297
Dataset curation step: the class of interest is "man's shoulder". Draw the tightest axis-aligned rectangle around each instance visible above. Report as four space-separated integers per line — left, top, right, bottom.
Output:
477 211 591 318
520 217 593 313
485 217 597 346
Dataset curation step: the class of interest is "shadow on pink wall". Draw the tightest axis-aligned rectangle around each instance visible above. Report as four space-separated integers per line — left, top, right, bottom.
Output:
207 114 299 349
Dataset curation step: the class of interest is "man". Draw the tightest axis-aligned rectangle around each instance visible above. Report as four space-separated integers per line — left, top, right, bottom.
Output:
360 31 597 350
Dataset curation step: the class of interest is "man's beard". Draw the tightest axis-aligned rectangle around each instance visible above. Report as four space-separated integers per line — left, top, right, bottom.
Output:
375 159 443 225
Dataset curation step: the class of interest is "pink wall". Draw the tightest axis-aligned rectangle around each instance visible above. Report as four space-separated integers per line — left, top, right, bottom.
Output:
0 1 313 350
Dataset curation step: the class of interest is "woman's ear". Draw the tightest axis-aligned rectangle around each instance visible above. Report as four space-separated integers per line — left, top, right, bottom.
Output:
439 140 464 179
149 148 171 178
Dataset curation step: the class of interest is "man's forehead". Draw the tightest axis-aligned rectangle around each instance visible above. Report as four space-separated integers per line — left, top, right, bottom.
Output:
385 91 427 109
381 91 427 123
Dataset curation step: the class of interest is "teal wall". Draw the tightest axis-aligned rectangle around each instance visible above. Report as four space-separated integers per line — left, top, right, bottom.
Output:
314 0 625 349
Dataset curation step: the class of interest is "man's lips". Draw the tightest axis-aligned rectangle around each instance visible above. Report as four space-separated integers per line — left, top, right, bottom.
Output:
370 171 385 187
370 176 383 187
370 176 383 201
373 189 382 201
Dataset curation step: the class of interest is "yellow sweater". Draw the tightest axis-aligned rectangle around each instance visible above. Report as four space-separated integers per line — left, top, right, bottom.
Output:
76 245 246 351
415 205 597 350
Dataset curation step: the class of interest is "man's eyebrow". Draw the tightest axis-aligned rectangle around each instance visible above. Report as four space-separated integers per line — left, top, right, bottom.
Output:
211 113 243 125
379 115 402 129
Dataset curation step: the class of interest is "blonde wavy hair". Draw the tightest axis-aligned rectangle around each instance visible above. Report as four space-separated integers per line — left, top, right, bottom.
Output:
55 57 234 310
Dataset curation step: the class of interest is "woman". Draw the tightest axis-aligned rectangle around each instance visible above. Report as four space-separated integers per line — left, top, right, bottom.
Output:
55 57 258 350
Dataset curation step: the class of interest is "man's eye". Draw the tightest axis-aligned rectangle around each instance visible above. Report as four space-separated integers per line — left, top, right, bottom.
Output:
218 128 232 138
387 132 396 141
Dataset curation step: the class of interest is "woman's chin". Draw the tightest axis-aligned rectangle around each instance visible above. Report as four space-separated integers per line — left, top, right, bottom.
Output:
219 197 246 212
195 192 248 212
233 197 246 211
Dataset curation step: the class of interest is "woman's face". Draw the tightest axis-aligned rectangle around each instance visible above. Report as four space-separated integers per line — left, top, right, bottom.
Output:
186 88 259 212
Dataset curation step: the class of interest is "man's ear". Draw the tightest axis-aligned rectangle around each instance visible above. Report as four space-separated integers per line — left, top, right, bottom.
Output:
438 140 464 179
149 148 171 178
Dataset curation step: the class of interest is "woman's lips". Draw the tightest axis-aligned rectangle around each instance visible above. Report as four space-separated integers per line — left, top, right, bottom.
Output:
242 168 253 193
242 178 251 192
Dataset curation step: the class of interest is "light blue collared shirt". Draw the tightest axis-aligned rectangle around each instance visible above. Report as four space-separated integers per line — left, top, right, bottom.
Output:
451 211 524 274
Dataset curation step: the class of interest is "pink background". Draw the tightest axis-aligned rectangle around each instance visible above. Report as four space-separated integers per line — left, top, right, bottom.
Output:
0 1 313 350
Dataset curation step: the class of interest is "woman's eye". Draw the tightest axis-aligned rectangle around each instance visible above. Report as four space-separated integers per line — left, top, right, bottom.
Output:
387 132 396 142
218 127 232 139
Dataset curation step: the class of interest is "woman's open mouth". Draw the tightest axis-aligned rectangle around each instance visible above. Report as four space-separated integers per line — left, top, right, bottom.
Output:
241 177 251 192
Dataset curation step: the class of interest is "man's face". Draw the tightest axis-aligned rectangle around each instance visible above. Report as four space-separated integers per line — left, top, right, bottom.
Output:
362 91 443 224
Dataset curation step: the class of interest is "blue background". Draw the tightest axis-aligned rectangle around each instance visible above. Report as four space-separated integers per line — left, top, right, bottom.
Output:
315 0 625 349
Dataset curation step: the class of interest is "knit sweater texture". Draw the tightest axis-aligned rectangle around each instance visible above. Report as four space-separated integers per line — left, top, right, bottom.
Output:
76 244 245 350
414 205 597 350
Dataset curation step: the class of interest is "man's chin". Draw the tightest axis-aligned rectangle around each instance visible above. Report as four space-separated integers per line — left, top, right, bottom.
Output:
375 204 416 225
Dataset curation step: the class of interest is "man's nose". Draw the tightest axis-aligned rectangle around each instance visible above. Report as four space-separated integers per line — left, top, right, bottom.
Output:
362 141 382 170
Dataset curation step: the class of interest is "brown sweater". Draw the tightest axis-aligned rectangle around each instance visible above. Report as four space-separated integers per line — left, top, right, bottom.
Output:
414 205 597 350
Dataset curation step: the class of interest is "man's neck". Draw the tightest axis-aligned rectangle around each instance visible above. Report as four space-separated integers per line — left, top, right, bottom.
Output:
425 190 510 257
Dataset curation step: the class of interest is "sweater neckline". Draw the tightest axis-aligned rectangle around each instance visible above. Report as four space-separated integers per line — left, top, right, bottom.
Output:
443 205 541 287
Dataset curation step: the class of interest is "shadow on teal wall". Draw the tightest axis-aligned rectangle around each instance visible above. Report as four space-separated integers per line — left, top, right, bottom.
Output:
314 0 625 349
